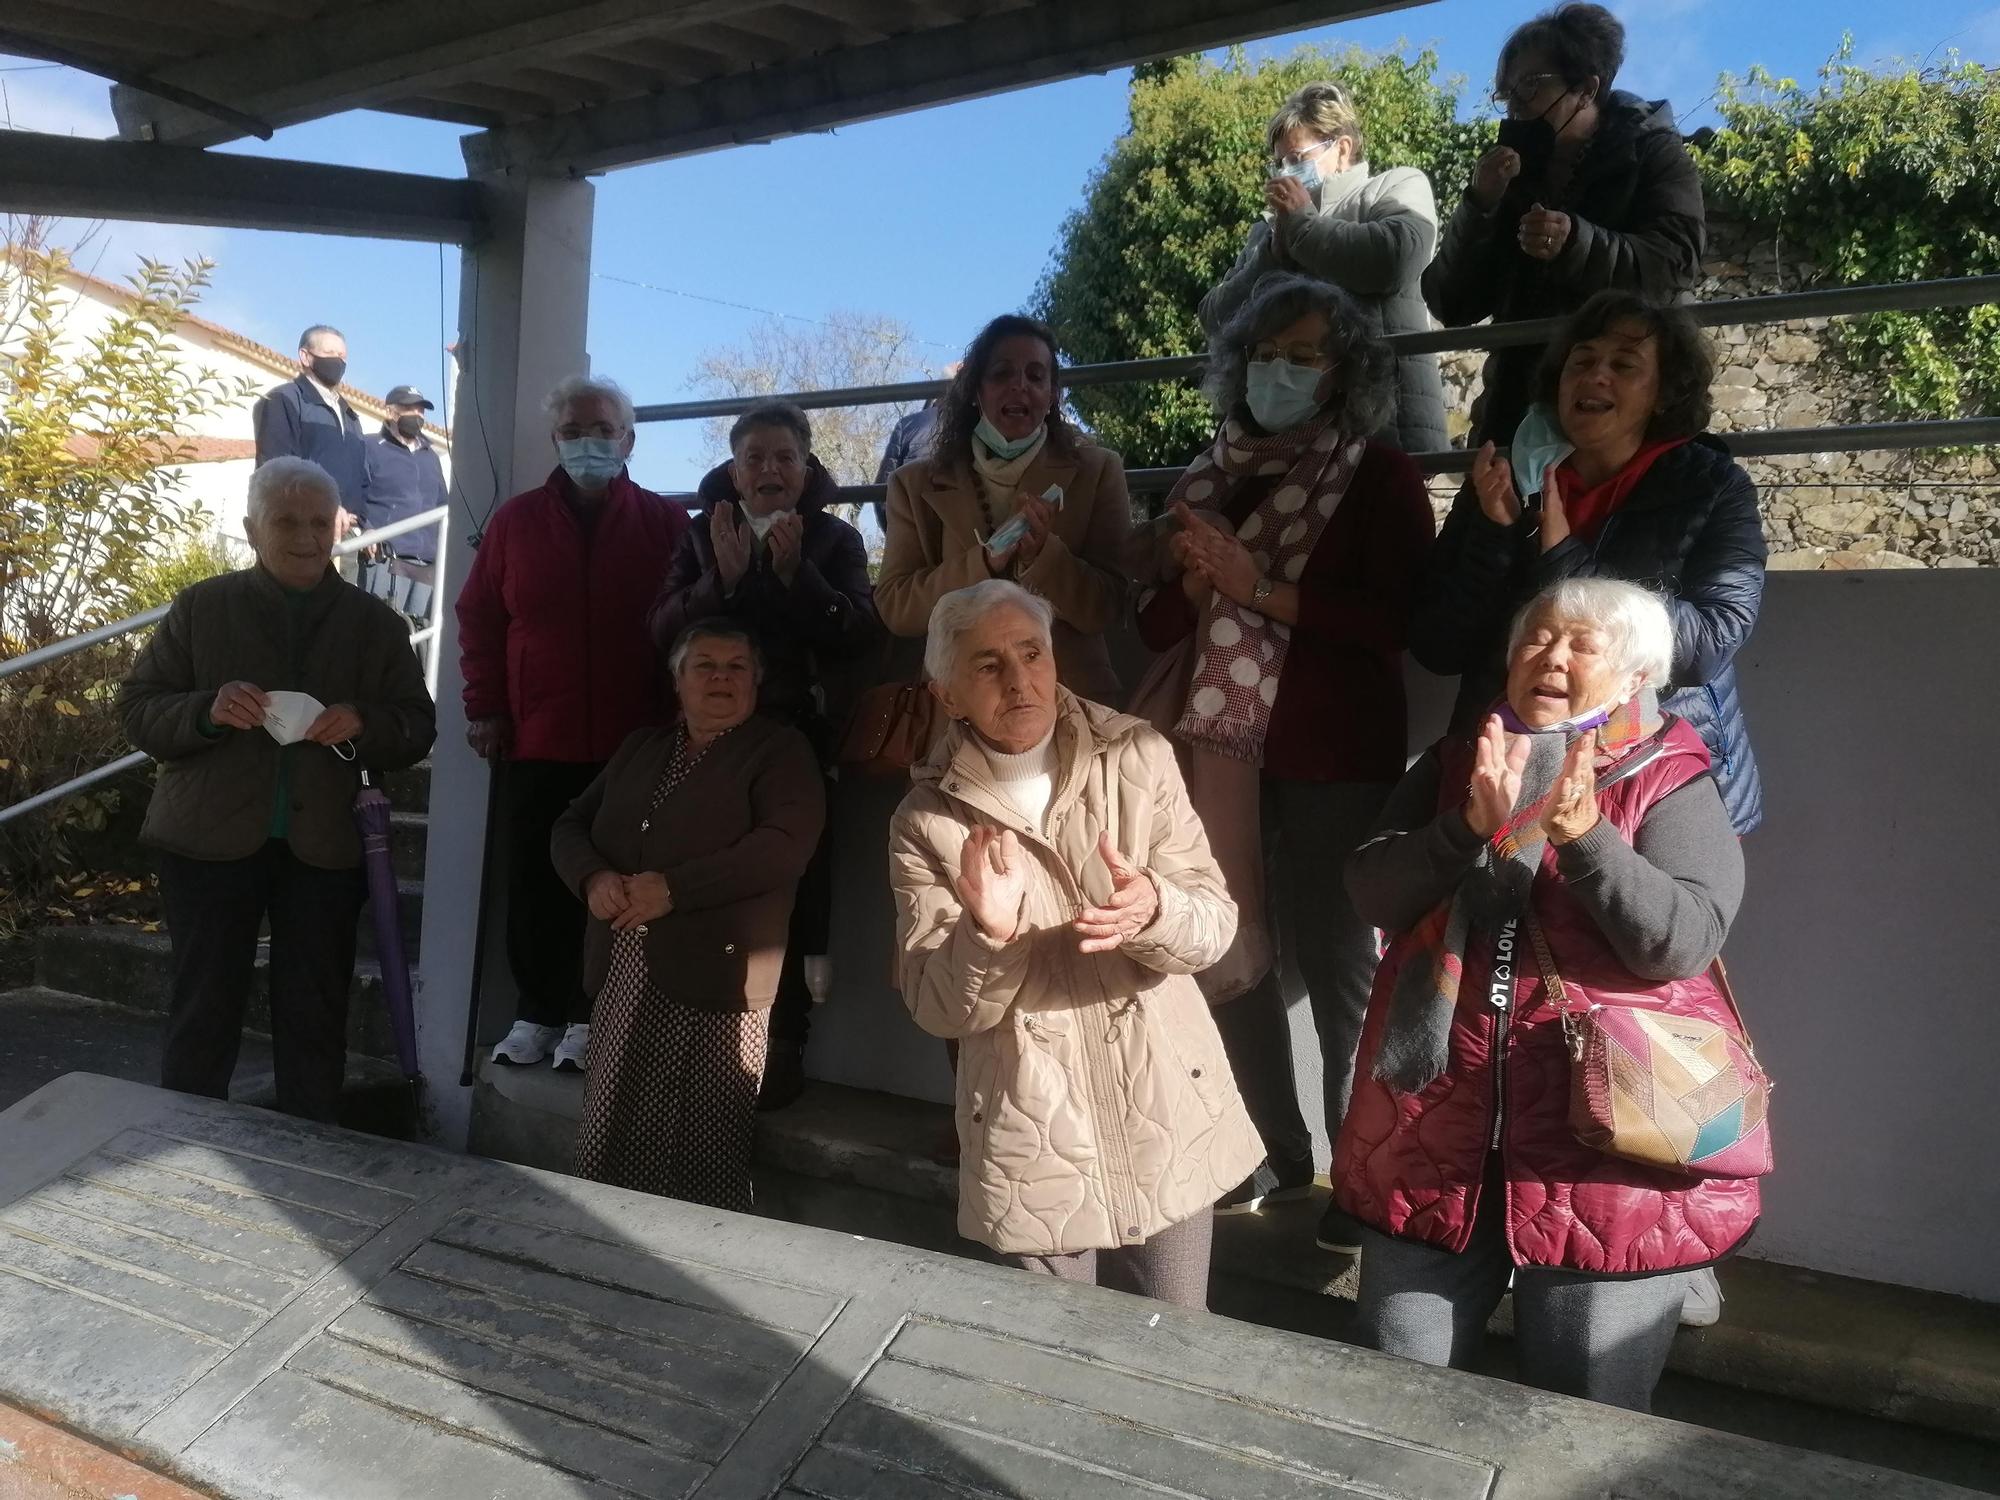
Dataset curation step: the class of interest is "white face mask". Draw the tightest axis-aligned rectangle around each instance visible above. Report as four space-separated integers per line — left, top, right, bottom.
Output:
746 511 781 542
261 691 324 746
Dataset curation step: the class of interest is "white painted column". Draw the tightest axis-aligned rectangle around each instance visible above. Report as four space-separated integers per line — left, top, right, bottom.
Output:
414 173 594 1148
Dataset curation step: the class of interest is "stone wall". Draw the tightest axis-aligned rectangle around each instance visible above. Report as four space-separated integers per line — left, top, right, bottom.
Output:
1426 216 1997 569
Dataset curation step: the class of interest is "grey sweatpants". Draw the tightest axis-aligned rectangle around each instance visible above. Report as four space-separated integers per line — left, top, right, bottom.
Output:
1356 1193 1690 1412
1012 1210 1213 1310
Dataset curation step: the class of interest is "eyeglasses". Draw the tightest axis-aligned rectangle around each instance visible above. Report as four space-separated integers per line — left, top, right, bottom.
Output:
1251 346 1332 369
1491 72 1561 107
1267 138 1333 176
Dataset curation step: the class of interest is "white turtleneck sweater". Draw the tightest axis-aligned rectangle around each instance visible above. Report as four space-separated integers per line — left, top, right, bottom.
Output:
982 729 1058 831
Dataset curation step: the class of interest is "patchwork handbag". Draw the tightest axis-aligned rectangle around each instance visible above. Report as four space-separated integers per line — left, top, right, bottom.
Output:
1525 913 1773 1180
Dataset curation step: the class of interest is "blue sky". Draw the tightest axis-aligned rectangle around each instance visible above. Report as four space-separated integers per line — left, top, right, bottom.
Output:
4 0 1996 494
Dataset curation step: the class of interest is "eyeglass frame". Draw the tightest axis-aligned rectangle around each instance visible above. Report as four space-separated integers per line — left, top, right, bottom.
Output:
1267 137 1336 177
1491 71 1564 108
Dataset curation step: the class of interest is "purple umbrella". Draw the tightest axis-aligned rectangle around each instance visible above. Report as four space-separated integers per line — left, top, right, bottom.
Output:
355 771 420 1081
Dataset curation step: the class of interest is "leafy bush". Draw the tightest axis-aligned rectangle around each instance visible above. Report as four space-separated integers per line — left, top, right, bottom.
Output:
1695 47 2000 421
1035 47 1489 467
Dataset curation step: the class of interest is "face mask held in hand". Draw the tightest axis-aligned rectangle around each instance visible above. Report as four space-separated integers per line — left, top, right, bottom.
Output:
1245 359 1326 434
557 436 625 489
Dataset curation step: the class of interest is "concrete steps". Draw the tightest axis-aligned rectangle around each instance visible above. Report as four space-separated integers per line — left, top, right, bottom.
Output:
467 1067 2000 1452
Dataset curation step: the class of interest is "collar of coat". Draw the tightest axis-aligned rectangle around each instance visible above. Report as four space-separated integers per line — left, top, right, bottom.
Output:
1597 432 1736 520
913 687 1149 834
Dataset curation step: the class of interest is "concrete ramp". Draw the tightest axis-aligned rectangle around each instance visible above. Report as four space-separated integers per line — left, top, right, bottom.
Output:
0 1075 1972 1499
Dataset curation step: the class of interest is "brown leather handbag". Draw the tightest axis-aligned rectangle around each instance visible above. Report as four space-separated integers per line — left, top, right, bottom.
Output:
836 680 942 775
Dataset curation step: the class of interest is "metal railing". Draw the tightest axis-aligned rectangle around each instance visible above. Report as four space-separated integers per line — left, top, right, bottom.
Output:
635 272 2000 486
0 505 450 828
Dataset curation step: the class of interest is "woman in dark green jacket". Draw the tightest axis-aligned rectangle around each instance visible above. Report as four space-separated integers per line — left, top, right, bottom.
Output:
120 456 436 1122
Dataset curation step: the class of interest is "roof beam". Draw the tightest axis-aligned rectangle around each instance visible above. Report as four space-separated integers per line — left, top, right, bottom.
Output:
0 131 487 244
463 0 1423 177
108 0 774 147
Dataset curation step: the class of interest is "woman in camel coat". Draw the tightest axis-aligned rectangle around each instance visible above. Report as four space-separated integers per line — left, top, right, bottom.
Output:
876 313 1130 706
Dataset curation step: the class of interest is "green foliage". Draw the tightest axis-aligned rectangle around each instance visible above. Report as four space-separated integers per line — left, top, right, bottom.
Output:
1 224 251 936
1035 47 1489 467
130 528 242 612
1694 46 2000 421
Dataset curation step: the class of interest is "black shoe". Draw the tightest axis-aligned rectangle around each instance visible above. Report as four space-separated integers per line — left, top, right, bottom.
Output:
756 1044 806 1112
1315 1201 1365 1255
1216 1157 1315 1216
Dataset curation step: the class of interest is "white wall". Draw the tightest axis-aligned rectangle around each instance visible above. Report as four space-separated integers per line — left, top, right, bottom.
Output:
807 572 2000 1304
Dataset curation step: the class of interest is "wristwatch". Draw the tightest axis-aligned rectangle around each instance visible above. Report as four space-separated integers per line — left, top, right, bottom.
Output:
1251 577 1274 608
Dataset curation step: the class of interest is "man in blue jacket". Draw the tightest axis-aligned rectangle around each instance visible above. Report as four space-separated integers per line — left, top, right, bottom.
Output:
253 325 368 539
362 385 446 620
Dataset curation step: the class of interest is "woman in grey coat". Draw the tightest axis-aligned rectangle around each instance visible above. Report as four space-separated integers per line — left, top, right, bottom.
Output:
1200 81 1448 456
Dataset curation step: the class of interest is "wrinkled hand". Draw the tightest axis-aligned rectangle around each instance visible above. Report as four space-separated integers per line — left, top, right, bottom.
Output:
1264 174 1314 218
1539 466 1572 553
1543 731 1601 845
955 826 1028 943
767 510 805 585
1073 832 1161 954
304 703 363 746
1012 492 1056 569
466 715 513 760
1471 145 1522 210
210 680 270 731
1471 441 1524 527
712 502 753 590
1178 513 1261 607
584 870 631 923
1518 204 1572 262
336 508 362 543
1464 713 1531 840
612 871 673 931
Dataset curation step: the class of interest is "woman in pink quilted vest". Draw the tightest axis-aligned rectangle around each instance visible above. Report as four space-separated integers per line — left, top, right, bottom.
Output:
1333 578 1752 1411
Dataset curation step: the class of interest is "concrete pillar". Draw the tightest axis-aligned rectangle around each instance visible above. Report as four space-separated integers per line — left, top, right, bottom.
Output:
414 173 594 1148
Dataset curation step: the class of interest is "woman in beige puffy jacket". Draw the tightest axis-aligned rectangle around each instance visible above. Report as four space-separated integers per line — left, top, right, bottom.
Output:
889 580 1264 1308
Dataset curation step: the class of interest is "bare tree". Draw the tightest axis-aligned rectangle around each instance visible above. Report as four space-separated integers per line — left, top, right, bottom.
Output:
688 311 942 494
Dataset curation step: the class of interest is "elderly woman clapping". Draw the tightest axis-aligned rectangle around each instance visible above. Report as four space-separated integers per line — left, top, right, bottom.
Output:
1333 579 1755 1413
889 580 1262 1307
1133 272 1433 1248
120 457 436 1122
552 622 825 1211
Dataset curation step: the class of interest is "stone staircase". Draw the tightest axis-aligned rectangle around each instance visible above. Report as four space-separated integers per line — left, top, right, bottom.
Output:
11 762 435 1131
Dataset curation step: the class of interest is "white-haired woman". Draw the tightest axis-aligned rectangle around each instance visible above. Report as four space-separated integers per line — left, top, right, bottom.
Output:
1133 272 1434 1249
551 622 825 1210
121 457 437 1122
889 580 1262 1307
1200 81 1448 454
1333 579 1752 1412
457 374 691 1074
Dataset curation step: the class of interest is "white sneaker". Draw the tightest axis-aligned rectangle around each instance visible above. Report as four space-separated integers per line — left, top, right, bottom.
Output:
1680 1266 1724 1327
491 1021 561 1066
552 1023 590 1073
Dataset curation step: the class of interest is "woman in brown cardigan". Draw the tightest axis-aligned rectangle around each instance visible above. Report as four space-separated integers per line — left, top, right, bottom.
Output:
876 314 1131 706
551 621 825 1209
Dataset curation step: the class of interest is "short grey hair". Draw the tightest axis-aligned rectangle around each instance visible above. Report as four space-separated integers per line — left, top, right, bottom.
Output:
667 621 764 683
729 400 811 453
247 456 340 523
544 374 635 433
297 323 343 352
1203 272 1396 438
923 580 1054 683
1508 579 1675 690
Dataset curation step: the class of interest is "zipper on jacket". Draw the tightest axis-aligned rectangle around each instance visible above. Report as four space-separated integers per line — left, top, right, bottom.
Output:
1487 916 1521 1151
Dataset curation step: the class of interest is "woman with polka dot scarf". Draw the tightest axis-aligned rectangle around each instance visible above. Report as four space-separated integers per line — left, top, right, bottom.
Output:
1131 272 1435 1254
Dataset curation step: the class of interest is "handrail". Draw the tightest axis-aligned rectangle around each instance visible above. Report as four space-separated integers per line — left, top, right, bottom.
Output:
0 506 450 682
632 274 2000 424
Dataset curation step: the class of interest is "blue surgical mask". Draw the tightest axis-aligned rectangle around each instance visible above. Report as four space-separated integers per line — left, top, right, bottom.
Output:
1273 157 1323 200
1509 402 1574 501
1245 359 1326 433
974 416 1043 462
557 436 624 489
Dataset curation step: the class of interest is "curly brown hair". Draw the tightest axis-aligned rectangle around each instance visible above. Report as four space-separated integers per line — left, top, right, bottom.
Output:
1534 291 1714 440
931 314 1078 472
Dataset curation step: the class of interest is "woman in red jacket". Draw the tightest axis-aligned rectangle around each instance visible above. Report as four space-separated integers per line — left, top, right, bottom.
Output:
1131 274 1434 1254
455 375 690 1073
1336 578 1751 1412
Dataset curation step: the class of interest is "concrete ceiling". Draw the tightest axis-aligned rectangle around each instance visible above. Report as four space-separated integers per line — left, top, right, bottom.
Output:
1 0 1428 177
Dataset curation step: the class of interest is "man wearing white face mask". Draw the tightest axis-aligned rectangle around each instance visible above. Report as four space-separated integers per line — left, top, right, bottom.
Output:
1200 82 1448 456
456 375 691 1072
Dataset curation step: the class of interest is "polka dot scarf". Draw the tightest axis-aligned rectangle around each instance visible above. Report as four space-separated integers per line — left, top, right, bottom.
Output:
1167 411 1365 761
